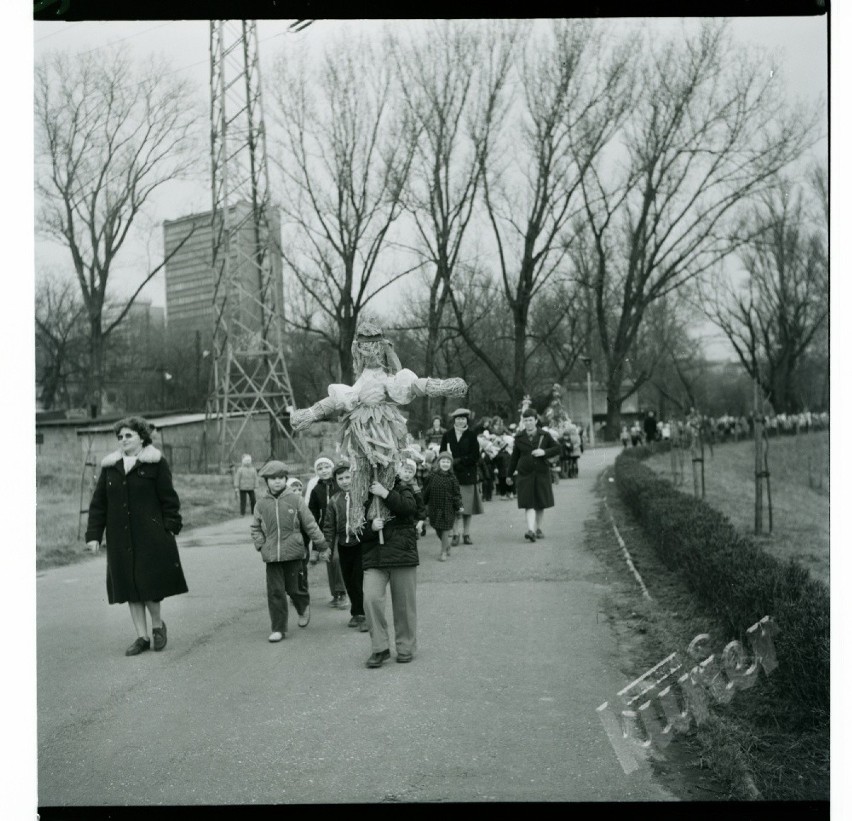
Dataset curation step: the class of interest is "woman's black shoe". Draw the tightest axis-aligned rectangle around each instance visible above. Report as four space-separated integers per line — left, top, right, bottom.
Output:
463 535 473 545
524 530 537 542
152 622 167 651
125 637 151 656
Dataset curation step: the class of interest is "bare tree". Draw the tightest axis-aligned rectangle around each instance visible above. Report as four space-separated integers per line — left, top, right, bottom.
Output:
35 48 202 417
391 20 519 418
447 19 635 407
708 171 828 413
269 33 419 388
527 277 591 391
574 20 819 437
35 271 88 410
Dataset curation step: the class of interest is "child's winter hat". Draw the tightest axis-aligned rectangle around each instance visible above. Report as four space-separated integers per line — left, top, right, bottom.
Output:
314 456 334 471
259 460 288 479
332 459 351 477
437 450 453 462
286 477 304 490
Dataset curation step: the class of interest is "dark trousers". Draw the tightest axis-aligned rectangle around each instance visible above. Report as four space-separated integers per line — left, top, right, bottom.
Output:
239 489 256 515
265 560 310 633
337 543 364 617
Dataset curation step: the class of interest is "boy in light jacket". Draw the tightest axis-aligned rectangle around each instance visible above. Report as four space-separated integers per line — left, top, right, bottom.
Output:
251 461 329 642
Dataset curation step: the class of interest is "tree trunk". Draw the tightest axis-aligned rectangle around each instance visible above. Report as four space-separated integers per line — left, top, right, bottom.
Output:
88 320 105 418
604 366 625 442
511 311 527 410
339 315 357 385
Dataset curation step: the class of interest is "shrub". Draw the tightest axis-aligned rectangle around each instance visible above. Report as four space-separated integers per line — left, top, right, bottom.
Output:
614 447 829 731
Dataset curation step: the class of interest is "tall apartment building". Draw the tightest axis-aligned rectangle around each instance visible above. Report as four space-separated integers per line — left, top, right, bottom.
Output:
163 202 285 348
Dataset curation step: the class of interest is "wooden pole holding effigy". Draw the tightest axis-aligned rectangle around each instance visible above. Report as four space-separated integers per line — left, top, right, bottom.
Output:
371 463 384 545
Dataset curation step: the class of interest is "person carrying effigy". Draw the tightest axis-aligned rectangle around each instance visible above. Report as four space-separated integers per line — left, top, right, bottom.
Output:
289 318 468 542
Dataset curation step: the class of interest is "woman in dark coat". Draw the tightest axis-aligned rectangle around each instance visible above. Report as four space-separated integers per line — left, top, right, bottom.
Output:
508 408 562 542
85 416 188 656
439 408 483 546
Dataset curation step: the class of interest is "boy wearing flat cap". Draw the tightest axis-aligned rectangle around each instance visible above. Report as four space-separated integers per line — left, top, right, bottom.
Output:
251 461 329 642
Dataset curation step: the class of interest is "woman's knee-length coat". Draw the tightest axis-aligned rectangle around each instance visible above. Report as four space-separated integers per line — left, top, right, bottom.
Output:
85 445 188 604
509 428 562 510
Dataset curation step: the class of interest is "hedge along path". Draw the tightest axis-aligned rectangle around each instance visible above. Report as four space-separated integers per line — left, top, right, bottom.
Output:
603 496 652 600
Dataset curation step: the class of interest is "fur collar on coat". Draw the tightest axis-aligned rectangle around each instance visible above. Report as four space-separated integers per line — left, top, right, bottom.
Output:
101 444 162 467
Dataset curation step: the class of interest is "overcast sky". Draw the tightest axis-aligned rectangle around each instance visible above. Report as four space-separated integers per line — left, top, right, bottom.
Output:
31 17 829 358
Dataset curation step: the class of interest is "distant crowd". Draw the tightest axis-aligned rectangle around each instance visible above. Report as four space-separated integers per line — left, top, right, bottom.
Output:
619 408 830 449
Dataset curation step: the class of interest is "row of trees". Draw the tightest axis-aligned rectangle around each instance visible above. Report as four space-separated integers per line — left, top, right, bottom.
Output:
35 20 827 436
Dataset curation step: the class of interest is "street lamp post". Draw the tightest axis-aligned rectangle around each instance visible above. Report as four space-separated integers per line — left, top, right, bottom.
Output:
580 356 595 448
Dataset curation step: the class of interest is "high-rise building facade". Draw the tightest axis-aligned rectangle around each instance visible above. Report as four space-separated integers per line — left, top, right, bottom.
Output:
163 202 285 348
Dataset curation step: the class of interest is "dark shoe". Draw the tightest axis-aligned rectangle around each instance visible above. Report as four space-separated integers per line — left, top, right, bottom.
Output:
347 615 360 628
451 534 460 547
152 621 167 651
125 637 151 656
524 530 537 542
396 653 413 664
298 605 311 627
535 529 544 539
366 649 391 668
463 535 473 545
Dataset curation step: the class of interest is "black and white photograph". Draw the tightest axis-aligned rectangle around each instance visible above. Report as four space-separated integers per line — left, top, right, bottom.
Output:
8 0 841 814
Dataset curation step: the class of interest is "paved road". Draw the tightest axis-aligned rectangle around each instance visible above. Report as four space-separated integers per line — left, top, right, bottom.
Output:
37 446 676 805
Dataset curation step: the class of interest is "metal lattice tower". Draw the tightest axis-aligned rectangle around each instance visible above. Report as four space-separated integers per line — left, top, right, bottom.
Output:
207 20 301 470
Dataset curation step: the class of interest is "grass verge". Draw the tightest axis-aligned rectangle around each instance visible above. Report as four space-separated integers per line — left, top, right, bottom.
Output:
588 462 828 800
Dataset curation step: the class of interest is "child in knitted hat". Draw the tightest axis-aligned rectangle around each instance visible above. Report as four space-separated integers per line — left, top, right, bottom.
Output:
396 455 427 538
422 451 463 561
233 454 259 515
308 456 348 608
321 460 369 631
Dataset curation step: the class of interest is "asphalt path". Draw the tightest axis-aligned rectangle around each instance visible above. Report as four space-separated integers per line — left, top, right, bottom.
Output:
37 446 676 805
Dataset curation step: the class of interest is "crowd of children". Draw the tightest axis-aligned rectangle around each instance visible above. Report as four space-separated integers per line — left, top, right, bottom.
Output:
241 407 586 668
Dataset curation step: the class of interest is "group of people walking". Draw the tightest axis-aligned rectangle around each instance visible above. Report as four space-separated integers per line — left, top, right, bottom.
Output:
85 404 579 667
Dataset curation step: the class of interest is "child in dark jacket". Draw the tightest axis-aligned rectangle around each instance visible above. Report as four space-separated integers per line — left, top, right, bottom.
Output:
422 450 463 561
397 456 427 536
322 461 369 632
308 456 348 609
251 461 328 642
362 465 420 668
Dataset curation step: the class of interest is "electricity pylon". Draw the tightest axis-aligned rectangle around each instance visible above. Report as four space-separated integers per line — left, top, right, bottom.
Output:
207 20 302 470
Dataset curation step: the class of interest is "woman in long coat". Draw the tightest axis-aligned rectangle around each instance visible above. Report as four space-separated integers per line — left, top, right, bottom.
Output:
508 408 562 542
86 416 188 656
439 408 483 545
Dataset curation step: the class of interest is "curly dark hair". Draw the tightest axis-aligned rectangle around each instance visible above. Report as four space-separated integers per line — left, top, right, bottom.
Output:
113 416 155 446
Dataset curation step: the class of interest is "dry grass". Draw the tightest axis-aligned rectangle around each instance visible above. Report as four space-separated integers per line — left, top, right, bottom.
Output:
642 431 829 586
36 453 245 571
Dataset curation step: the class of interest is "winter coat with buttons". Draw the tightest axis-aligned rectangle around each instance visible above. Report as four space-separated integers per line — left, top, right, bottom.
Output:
85 445 188 605
422 468 462 531
439 427 481 485
251 488 328 563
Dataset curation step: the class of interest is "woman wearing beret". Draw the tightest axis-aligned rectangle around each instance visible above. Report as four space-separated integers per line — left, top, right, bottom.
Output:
85 416 188 656
439 408 483 545
508 408 562 542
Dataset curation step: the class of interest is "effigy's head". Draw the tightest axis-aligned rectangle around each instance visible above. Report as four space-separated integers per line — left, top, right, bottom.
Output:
352 317 402 376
